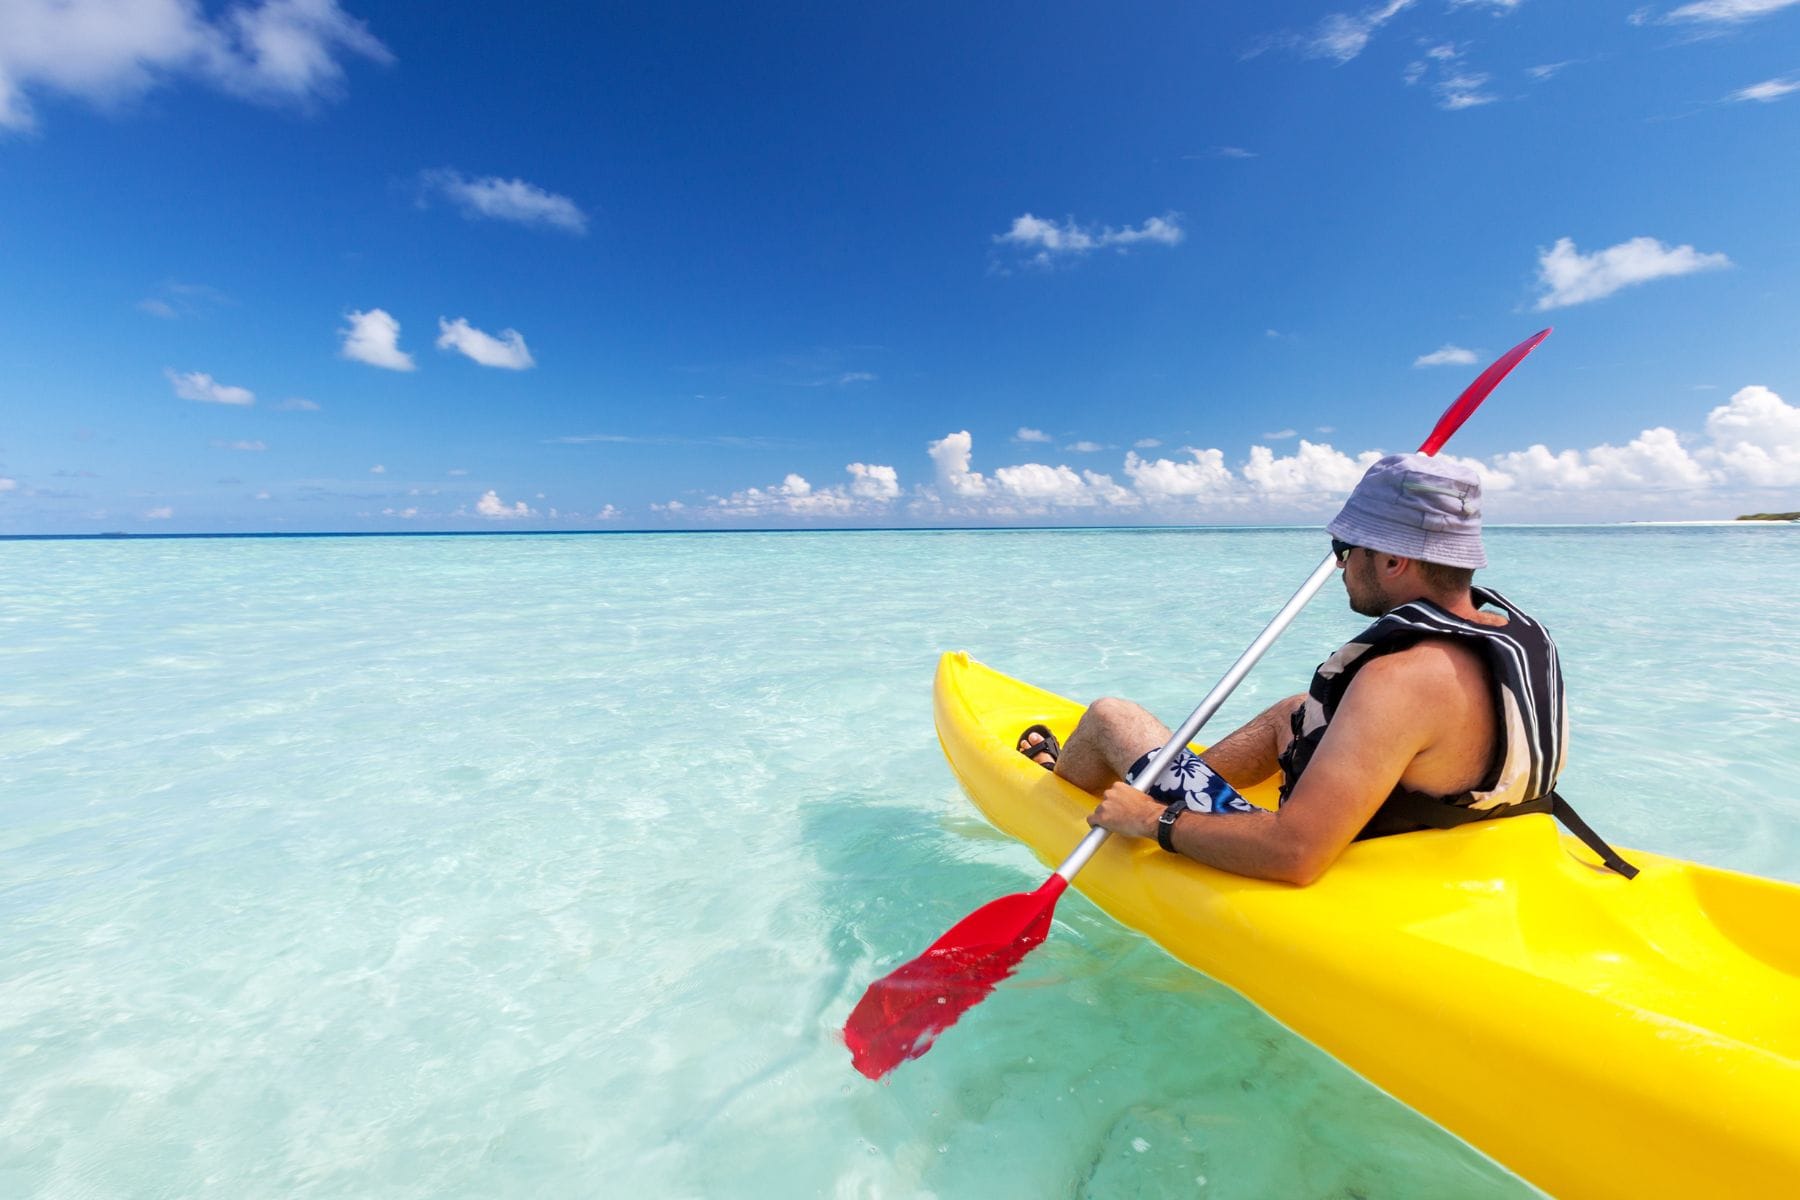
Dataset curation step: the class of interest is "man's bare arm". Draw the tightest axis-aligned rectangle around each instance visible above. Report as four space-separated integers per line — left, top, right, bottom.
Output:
1087 653 1445 884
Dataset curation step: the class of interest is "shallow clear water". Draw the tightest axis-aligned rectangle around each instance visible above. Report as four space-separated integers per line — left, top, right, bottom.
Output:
3 526 1796 1197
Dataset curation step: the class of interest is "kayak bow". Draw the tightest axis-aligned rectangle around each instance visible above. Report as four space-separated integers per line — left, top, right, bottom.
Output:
934 651 1800 1200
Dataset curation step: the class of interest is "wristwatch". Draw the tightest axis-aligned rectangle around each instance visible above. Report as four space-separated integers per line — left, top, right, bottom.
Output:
1157 801 1188 853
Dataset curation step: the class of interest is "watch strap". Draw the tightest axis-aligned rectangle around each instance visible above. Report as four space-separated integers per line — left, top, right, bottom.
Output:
1157 801 1187 852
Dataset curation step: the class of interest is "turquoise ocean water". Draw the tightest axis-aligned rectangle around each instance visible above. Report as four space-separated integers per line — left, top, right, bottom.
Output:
4 526 1797 1197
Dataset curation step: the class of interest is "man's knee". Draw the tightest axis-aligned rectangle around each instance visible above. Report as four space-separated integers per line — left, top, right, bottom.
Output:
1082 696 1153 733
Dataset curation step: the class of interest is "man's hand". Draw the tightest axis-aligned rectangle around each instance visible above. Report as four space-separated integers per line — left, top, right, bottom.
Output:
1088 781 1165 839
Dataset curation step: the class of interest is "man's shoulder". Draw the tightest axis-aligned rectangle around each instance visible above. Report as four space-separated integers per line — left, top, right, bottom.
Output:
1351 637 1489 696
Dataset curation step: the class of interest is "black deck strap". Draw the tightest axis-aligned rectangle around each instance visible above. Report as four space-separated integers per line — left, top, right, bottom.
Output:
1549 792 1639 880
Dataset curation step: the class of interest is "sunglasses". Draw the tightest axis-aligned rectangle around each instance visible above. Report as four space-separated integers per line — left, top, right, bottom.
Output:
1331 537 1359 567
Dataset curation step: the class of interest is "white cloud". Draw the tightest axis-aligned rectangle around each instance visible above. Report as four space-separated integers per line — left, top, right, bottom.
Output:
1065 441 1104 453
0 0 390 133
1664 0 1800 23
340 308 415 371
1729 77 1800 102
382 505 418 519
138 298 178 318
594 504 621 520
1304 0 1417 63
847 462 900 500
276 396 319 411
0 477 17 492
928 430 989 497
991 462 1086 502
1213 146 1258 158
1262 428 1299 440
1404 42 1498 110
995 212 1183 266
212 439 267 451
1133 437 1163 449
475 489 534 519
1534 236 1731 310
447 467 468 476
1014 427 1052 443
1699 385 1800 485
144 505 173 519
1243 440 1383 496
1415 344 1479 367
1123 447 1235 499
1450 0 1524 9
653 387 1800 527
369 464 385 474
436 317 535 370
167 368 254 405
419 170 587 234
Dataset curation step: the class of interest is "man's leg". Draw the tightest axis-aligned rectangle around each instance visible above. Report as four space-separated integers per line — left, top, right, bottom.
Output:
1048 697 1173 793
1196 694 1305 792
1033 693 1305 792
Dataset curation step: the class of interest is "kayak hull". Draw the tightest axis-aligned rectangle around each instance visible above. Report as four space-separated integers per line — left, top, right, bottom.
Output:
934 651 1800 1199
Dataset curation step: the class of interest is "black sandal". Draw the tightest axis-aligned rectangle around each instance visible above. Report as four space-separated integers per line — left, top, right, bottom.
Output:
1016 723 1060 770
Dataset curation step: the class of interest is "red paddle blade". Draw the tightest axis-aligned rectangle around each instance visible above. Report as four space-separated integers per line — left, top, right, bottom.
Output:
844 874 1069 1079
1417 327 1551 456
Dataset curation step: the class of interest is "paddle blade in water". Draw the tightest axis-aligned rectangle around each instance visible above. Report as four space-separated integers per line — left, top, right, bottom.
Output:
844 874 1069 1078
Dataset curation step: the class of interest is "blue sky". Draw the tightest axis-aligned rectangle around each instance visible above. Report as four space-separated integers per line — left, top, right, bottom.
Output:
2 0 1798 532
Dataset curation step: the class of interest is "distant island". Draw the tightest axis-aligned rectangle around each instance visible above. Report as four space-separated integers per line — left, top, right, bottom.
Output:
1737 512 1800 521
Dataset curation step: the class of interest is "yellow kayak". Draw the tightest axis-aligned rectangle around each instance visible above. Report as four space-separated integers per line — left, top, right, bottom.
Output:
934 651 1800 1200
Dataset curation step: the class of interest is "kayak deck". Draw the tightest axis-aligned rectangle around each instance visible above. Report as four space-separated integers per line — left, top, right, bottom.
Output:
934 651 1800 1200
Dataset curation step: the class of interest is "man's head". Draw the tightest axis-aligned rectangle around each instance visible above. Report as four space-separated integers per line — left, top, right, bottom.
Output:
1327 454 1485 615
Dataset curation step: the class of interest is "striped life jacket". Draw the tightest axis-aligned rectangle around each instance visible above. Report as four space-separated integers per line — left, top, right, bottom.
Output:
1277 587 1567 839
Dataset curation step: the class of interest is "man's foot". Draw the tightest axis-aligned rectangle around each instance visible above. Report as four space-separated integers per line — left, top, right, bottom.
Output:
1016 724 1060 770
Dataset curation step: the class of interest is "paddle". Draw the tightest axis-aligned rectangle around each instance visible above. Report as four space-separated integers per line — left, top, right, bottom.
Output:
843 328 1554 1080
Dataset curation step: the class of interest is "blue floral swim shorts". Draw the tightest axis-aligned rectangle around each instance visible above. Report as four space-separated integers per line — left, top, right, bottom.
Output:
1126 746 1256 814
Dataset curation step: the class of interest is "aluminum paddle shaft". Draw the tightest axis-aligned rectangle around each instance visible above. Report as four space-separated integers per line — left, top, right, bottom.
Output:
1052 551 1339 881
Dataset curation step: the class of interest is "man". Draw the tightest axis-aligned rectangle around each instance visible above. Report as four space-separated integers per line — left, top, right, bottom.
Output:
1018 453 1571 886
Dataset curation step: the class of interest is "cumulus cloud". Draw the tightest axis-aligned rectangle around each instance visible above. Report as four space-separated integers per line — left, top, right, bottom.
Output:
1014 427 1053 443
1534 236 1731 310
1243 441 1383 496
706 462 903 518
167 368 254 405
1416 344 1479 367
928 430 989 497
649 386 1800 527
1124 447 1235 499
1663 0 1800 23
847 462 901 500
1065 441 1103 453
0 0 390 133
1729 77 1800 102
419 169 587 234
475 489 534 519
995 212 1183 267
340 308 415 371
1699 385 1800 485
436 317 535 370
1133 437 1163 449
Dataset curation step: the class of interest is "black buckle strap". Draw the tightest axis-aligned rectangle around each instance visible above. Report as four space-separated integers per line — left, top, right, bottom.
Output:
1548 792 1639 880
